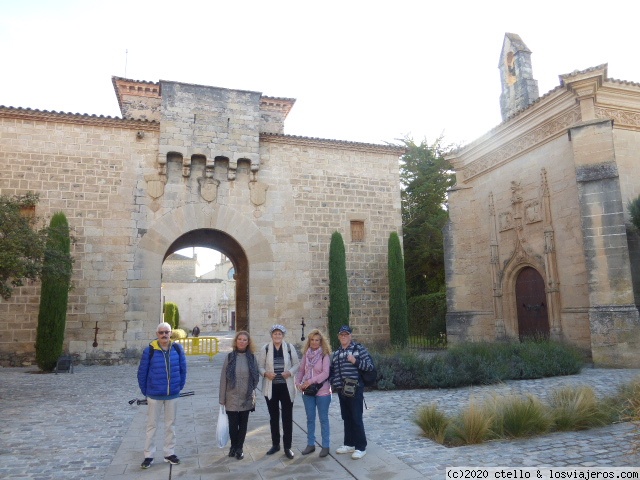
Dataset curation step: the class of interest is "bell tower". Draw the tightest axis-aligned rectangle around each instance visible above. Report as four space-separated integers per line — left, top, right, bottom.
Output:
499 33 539 121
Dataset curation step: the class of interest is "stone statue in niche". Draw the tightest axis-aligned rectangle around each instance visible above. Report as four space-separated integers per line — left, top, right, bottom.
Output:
249 180 268 206
199 177 220 202
510 181 523 204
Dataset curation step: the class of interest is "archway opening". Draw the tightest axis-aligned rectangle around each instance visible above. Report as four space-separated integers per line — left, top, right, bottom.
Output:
515 266 549 340
162 229 249 333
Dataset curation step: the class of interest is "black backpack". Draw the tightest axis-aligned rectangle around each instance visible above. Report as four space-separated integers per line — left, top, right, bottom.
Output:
361 362 377 387
355 343 377 387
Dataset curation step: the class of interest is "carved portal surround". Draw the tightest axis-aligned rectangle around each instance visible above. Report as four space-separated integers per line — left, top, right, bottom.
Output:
144 152 268 208
489 168 562 340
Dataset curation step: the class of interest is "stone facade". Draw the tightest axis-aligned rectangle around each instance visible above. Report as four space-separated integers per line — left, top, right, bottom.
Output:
161 253 236 333
0 78 403 366
444 34 640 367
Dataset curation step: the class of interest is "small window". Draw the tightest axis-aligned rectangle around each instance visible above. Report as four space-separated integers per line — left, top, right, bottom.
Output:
227 267 235 280
351 221 365 242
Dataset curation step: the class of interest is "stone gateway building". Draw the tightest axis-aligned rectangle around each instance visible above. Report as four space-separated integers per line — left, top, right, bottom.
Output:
0 77 403 366
445 33 640 367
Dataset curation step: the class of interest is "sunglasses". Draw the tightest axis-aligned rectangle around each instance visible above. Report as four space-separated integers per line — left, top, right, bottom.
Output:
158 331 171 335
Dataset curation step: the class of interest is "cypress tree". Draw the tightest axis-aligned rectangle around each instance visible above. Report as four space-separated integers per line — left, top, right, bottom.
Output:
328 231 349 349
388 231 409 346
164 302 179 329
35 212 72 371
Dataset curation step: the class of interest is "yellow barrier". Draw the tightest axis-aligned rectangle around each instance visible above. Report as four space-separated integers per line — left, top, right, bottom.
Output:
175 336 219 361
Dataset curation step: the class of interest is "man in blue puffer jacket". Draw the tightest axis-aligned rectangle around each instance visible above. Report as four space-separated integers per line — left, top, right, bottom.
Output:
137 322 187 469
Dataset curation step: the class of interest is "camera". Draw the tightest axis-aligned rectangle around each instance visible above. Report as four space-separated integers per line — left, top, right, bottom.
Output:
342 377 358 397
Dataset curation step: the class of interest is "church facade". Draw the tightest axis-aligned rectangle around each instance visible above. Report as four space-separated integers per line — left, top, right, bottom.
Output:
0 78 403 366
444 33 640 367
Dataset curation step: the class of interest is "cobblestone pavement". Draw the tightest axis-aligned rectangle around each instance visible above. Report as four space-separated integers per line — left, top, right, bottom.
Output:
2 335 639 479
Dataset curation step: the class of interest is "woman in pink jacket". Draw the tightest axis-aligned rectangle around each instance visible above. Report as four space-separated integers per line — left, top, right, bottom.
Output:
295 328 332 457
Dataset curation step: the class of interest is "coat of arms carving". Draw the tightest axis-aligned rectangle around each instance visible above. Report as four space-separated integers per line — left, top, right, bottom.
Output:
249 181 268 206
199 177 220 203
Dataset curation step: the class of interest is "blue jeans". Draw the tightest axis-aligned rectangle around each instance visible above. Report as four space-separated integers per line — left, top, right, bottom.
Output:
302 393 331 448
338 386 367 451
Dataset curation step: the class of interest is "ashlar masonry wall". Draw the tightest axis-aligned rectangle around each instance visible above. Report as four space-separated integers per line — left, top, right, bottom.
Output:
0 110 158 365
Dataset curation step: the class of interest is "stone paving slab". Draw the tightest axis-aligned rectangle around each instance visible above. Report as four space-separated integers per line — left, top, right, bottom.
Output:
2 335 640 479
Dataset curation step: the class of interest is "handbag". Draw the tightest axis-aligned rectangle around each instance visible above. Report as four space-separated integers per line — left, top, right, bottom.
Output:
216 405 229 448
302 380 324 396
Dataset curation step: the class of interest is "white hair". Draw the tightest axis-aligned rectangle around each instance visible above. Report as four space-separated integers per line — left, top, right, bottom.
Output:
157 322 172 332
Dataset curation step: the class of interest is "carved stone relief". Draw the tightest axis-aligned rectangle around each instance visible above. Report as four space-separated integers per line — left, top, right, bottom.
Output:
459 108 581 182
145 173 165 199
524 200 541 224
499 212 513 231
198 177 220 203
249 180 268 206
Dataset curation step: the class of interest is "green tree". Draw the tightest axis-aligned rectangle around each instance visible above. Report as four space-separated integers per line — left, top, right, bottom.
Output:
328 231 349 348
400 137 456 298
0 192 47 300
35 212 73 371
628 195 640 230
388 231 409 346
164 302 180 329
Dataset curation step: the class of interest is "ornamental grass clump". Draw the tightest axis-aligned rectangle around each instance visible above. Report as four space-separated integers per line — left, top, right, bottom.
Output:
488 393 551 438
413 403 450 444
548 386 612 431
447 401 494 446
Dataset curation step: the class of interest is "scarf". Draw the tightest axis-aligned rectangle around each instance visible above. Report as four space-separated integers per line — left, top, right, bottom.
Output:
226 349 259 396
303 347 324 382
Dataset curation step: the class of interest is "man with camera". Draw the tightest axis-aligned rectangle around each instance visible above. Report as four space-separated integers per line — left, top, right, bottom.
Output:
329 325 375 460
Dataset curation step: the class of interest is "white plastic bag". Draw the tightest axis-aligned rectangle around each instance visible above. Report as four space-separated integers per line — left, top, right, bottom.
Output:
216 405 229 448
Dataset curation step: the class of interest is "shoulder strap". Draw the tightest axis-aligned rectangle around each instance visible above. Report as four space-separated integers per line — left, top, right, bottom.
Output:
149 342 179 361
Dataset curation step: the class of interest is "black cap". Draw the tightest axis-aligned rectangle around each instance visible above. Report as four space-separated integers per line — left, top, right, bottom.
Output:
338 325 352 334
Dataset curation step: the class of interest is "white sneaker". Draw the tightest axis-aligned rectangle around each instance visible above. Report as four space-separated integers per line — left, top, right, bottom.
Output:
352 450 367 459
336 445 355 454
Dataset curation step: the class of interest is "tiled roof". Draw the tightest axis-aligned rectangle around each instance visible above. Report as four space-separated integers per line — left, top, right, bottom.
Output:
0 105 159 129
260 132 406 153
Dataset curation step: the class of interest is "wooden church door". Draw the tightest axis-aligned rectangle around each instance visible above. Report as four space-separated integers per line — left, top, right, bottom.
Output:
515 267 550 340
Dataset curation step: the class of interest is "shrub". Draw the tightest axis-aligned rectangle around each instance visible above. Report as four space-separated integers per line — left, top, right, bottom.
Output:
388 232 409 347
170 328 187 340
628 195 640 231
408 292 446 337
328 231 349 348
164 302 179 329
367 339 584 391
35 212 72 372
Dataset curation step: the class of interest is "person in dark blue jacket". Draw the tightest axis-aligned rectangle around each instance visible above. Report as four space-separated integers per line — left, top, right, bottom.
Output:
329 325 374 460
137 322 187 469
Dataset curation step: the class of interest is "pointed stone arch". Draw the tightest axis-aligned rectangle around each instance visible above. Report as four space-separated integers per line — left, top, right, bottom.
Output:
500 256 546 339
126 204 274 352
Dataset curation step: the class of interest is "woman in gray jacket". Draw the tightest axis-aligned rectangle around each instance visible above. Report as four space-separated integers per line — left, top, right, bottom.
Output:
219 331 259 460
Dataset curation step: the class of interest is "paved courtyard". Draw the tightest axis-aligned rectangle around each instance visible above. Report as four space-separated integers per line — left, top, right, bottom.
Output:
2 334 639 479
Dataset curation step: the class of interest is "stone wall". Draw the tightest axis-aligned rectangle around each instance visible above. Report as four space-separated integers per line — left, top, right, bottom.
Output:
445 62 640 367
0 110 158 365
0 79 403 365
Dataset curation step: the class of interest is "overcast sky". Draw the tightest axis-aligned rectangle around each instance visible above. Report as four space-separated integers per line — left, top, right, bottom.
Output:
2 0 640 149
3 1 639 271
